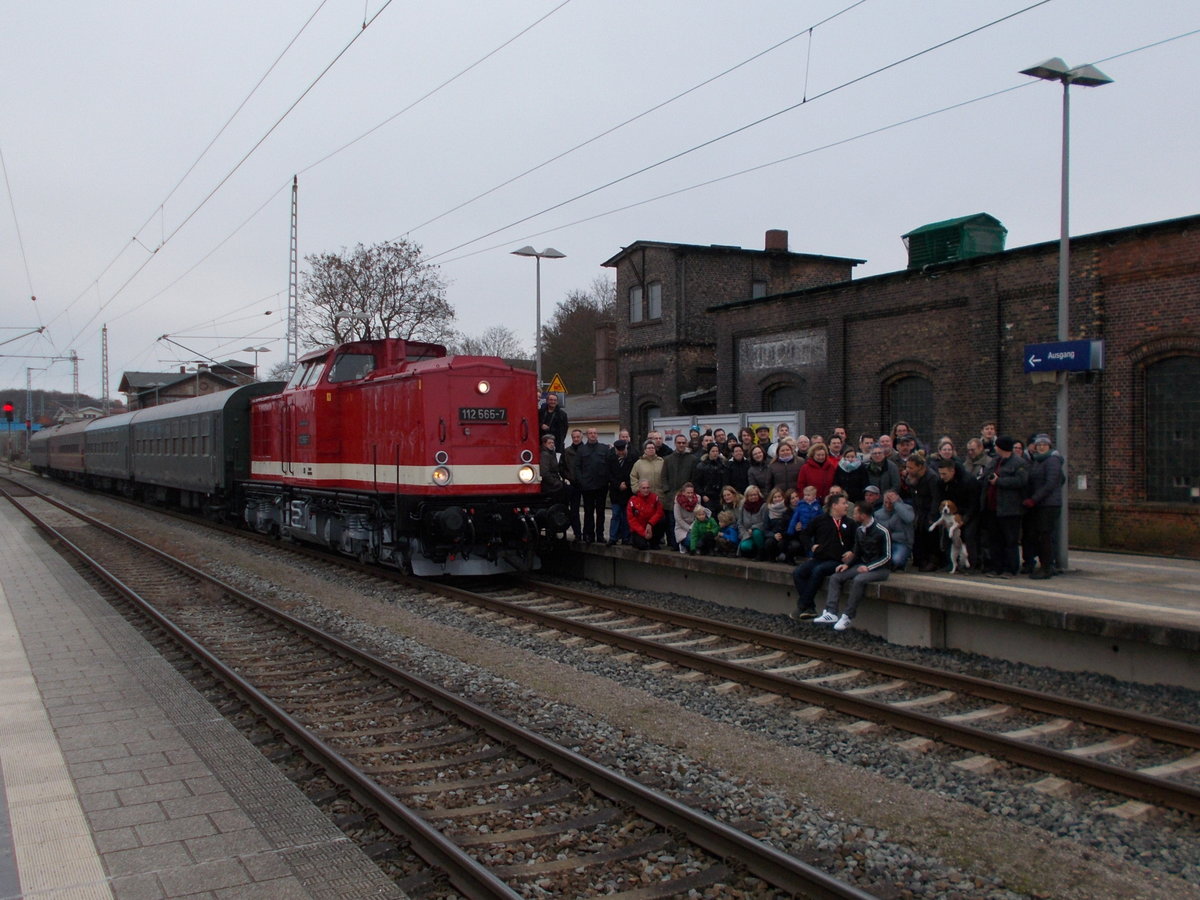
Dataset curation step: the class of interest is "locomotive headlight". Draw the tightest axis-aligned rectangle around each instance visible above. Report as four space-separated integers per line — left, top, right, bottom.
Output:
476 380 490 394
518 464 536 484
431 466 452 486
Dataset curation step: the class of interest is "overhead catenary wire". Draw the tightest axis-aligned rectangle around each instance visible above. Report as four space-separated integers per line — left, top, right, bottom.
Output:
431 24 1200 268
56 0 572 369
57 0 401 353
54 0 332 330
398 0 869 238
422 0 1054 263
0 143 42 329
298 0 577 178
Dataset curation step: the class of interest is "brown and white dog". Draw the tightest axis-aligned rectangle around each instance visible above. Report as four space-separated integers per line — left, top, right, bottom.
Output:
928 500 970 574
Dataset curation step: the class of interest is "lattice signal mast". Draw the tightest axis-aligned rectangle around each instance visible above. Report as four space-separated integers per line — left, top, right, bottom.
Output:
102 325 110 414
287 175 299 367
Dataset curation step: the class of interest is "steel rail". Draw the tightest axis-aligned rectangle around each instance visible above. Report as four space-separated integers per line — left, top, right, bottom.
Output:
436 581 1200 817
3 490 520 900
525 579 1200 750
3 489 875 900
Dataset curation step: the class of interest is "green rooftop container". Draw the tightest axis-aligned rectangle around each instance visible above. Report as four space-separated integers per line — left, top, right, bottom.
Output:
902 213 1007 269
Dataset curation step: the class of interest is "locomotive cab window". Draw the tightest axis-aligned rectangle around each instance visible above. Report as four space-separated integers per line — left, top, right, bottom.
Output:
328 352 375 383
285 363 310 389
300 361 325 388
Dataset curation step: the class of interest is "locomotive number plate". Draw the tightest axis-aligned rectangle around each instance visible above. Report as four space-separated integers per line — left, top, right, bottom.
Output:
459 406 507 422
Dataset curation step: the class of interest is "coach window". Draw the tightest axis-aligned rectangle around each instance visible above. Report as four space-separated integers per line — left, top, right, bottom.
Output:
329 352 375 383
887 375 933 441
1145 355 1200 502
629 285 644 324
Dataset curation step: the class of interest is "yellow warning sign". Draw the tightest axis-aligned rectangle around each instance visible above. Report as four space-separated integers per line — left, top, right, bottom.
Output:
547 373 568 394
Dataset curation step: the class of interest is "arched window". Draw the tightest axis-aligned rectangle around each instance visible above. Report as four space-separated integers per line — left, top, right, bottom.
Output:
766 380 806 413
639 403 661 444
1145 355 1200 502
887 375 933 443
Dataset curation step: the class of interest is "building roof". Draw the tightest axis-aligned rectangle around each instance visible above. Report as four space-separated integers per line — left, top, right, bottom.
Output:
709 212 1200 312
559 388 619 423
901 212 1004 239
117 370 240 395
601 239 864 269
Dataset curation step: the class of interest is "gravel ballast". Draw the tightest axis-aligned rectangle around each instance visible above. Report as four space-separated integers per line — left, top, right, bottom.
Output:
28 482 1200 900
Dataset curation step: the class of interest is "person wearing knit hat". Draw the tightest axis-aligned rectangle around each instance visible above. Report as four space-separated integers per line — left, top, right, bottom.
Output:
1024 433 1063 578
984 436 1028 577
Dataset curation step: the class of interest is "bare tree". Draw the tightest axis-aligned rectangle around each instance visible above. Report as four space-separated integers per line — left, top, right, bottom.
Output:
298 239 454 348
540 275 615 394
449 325 527 358
265 359 297 383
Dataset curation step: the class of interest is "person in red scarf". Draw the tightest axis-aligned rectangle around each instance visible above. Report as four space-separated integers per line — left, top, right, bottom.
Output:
672 482 702 552
627 479 666 550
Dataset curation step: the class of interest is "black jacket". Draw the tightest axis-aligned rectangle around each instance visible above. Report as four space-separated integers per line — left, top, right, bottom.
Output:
804 512 854 562
608 452 636 506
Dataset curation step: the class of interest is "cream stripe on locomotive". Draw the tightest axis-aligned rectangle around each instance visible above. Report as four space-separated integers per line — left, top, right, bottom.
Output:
251 460 540 487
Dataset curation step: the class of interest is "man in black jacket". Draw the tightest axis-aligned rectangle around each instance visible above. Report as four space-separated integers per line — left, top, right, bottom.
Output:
815 502 892 631
538 392 567 454
606 440 635 545
790 494 854 619
576 428 612 543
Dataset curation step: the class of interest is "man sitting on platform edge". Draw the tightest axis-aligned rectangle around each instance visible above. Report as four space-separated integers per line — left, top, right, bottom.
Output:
815 501 893 632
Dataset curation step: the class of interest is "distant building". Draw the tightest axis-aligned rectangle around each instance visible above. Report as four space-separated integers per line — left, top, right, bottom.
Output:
119 360 255 410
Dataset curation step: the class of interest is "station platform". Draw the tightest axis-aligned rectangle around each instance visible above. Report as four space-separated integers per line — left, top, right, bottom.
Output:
0 501 404 899
558 541 1200 691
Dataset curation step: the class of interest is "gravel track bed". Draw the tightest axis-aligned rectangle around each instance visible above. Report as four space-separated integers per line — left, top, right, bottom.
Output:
25 483 1200 899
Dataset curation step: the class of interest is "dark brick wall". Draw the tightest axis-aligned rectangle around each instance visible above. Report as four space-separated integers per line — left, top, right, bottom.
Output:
608 215 1200 555
607 242 857 430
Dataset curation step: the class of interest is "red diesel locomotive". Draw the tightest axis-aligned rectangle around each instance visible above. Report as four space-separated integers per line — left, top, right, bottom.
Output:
244 337 567 574
32 337 568 576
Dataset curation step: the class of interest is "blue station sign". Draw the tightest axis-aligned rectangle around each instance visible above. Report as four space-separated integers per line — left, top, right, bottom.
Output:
1024 340 1104 373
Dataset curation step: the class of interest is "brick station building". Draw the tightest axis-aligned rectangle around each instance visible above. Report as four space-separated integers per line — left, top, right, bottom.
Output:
603 213 1200 555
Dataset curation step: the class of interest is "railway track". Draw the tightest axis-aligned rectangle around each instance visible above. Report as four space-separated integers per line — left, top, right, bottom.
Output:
416 578 1200 820
2 484 875 899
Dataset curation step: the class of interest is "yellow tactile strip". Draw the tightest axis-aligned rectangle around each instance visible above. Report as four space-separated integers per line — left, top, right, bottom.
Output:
0 581 114 900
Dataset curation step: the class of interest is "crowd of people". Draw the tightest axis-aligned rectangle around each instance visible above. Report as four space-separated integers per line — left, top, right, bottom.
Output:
539 401 1064 633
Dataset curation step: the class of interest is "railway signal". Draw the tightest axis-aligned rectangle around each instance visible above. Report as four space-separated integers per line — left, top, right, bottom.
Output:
3 401 13 423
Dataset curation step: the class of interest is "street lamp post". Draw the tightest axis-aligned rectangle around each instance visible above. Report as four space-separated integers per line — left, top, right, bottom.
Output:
1020 57 1112 572
511 246 565 390
242 346 271 379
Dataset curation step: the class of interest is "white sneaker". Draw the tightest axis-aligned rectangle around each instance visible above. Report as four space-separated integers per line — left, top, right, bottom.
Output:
834 614 853 631
812 611 838 624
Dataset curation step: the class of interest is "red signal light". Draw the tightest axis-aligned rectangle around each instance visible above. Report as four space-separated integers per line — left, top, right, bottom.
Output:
2 402 13 423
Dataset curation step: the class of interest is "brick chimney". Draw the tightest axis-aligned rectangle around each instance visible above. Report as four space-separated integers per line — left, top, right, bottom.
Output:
765 229 788 252
593 322 617 391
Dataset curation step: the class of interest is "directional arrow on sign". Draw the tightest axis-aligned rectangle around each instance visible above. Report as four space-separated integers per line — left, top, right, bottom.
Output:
1028 354 1042 367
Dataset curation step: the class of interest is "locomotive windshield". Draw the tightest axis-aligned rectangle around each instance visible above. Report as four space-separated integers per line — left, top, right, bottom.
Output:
328 352 376 382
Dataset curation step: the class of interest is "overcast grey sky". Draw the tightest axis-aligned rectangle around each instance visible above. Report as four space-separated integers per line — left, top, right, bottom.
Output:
2 0 1197 399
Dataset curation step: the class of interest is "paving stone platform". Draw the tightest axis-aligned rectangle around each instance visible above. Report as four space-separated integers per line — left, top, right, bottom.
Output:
0 500 405 899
